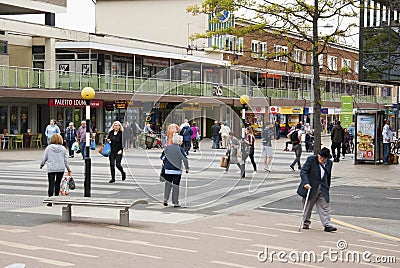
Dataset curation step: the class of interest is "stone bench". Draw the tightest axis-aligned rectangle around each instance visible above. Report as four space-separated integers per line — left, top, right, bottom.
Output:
43 196 148 227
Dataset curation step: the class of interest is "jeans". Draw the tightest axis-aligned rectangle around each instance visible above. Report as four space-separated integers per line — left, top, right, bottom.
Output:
291 143 302 168
212 136 220 149
183 140 191 155
109 152 126 180
383 143 390 163
48 172 64 196
79 141 86 158
66 140 74 157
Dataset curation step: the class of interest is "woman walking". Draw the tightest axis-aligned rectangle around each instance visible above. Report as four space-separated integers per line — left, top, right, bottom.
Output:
245 127 257 173
40 134 70 206
107 121 126 183
191 122 200 152
224 132 244 176
161 133 189 207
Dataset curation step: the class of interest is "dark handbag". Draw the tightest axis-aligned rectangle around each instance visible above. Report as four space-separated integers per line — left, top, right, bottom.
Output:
159 164 166 182
68 173 76 190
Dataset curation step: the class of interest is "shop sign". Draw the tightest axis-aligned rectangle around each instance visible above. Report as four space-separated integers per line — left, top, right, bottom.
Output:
115 100 128 109
48 98 103 108
248 106 265 114
105 102 115 111
269 106 280 114
280 106 303 114
112 55 133 63
341 96 353 129
143 58 169 67
321 108 328 114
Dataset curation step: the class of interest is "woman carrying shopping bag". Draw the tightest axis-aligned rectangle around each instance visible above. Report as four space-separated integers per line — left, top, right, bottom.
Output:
40 134 71 206
107 121 126 183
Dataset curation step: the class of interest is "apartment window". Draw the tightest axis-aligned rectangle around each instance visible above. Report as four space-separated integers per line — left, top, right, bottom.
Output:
301 51 307 64
354 61 359 74
225 35 234 52
318 54 324 71
274 45 281 61
294 49 301 63
251 40 259 58
235 37 244 55
260 42 267 59
0 40 7 54
342 58 351 70
281 46 288 62
327 55 338 71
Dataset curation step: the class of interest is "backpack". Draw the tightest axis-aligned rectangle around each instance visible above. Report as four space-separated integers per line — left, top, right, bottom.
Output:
290 130 300 144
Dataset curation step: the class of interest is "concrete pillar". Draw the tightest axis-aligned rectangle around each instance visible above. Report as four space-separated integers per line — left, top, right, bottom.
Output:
45 38 56 89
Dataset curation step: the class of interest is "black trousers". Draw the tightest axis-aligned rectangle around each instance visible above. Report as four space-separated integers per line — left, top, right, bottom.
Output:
109 153 125 180
331 142 341 160
48 172 64 197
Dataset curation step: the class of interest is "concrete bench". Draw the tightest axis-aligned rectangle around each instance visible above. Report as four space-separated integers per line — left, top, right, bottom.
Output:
43 196 148 227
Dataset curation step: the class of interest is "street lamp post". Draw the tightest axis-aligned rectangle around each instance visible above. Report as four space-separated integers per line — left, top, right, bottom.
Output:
81 87 95 197
239 95 250 178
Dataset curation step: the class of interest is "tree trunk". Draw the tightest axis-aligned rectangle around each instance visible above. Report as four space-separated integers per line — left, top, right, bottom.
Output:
312 0 322 153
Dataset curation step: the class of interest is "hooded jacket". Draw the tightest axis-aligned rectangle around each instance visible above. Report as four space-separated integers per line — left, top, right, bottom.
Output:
40 144 70 173
331 124 344 143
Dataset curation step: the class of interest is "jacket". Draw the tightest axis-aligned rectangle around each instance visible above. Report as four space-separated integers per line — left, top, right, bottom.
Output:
108 130 123 154
297 155 332 203
65 127 77 141
211 124 221 137
219 125 230 136
331 125 344 143
40 144 70 173
382 124 393 144
161 144 189 175
180 124 193 142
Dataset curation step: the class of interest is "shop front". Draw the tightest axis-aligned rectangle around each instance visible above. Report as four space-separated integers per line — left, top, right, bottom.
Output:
245 106 266 138
47 98 103 135
279 106 304 135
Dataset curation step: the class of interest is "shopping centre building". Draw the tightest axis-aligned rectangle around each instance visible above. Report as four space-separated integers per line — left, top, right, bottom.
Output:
0 0 397 142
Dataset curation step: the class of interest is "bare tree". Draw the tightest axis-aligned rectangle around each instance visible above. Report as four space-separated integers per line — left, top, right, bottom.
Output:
188 0 358 152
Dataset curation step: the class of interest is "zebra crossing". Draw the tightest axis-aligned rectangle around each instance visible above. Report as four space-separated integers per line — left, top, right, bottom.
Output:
0 140 317 221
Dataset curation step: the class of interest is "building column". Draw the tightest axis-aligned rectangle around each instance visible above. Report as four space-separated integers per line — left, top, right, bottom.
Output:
45 38 56 89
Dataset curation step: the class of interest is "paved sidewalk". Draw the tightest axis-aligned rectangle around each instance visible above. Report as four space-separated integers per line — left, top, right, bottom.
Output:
0 210 398 267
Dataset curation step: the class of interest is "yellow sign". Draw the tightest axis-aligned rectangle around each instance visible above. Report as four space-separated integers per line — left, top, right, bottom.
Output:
279 107 303 114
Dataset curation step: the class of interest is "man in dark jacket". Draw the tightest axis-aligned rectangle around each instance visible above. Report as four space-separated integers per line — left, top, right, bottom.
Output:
211 121 221 149
330 121 344 162
179 120 193 155
297 147 337 232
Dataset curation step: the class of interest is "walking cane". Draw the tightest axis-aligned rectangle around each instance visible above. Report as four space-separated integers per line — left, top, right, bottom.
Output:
299 187 311 232
184 171 188 208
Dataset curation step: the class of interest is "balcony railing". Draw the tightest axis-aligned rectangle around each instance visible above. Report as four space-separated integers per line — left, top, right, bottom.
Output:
0 65 392 105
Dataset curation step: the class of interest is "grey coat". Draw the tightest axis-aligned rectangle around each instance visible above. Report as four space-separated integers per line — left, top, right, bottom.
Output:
227 137 241 164
40 144 70 173
297 155 333 203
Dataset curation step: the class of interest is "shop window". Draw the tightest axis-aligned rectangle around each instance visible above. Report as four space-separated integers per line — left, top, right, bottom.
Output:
20 107 28 134
0 40 8 54
0 106 7 134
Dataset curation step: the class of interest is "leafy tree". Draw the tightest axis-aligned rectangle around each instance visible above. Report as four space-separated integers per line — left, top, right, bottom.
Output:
188 0 358 152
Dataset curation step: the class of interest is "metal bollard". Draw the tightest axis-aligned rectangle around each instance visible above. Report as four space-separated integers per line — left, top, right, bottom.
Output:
119 209 129 227
62 205 72 222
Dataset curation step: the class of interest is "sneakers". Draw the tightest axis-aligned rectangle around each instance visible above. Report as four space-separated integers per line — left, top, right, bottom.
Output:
324 226 337 232
302 225 309 230
289 166 295 172
163 202 168 206
109 179 115 183
341 156 345 160
122 172 126 181
298 166 302 170
264 168 270 172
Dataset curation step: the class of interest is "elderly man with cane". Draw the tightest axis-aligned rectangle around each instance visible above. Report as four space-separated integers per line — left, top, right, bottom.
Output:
297 147 337 232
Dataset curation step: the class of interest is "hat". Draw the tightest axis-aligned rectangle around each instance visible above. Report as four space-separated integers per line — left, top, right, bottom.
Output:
318 147 332 159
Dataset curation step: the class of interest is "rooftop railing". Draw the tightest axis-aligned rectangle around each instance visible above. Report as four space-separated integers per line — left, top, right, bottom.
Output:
0 65 392 105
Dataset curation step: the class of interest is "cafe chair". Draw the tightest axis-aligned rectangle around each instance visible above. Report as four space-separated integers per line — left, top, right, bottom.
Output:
0 134 10 150
13 134 24 149
31 133 43 148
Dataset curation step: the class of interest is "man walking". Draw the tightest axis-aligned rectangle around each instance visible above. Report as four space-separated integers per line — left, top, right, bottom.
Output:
64 122 77 158
180 119 193 155
382 119 393 164
261 122 274 172
288 123 302 171
77 121 93 159
211 121 221 149
219 122 230 149
297 147 337 232
330 121 344 162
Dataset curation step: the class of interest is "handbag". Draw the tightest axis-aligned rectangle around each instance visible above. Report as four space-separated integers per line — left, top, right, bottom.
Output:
60 173 70 196
72 141 80 153
101 142 111 157
196 131 200 140
220 156 228 168
159 164 166 182
67 171 76 190
90 140 96 150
